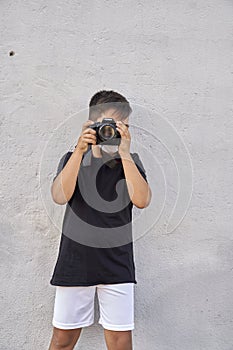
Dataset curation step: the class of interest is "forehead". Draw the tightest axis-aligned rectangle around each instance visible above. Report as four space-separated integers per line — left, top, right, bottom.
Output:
97 108 128 122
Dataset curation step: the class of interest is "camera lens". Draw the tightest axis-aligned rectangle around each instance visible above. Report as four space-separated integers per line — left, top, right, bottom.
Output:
99 124 115 140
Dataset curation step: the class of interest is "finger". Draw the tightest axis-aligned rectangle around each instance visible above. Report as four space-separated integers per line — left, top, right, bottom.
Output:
85 119 95 125
116 120 128 128
116 125 126 135
117 128 129 140
83 128 96 135
82 137 96 144
116 121 128 133
116 124 129 137
82 120 95 130
82 134 96 140
116 125 123 136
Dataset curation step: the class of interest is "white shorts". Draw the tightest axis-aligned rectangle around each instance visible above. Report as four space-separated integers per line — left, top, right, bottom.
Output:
52 283 134 331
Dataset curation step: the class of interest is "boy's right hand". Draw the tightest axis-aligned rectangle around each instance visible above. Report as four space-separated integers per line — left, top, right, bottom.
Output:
75 120 96 154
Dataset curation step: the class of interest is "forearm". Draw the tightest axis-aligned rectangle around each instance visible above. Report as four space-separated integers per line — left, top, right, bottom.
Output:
120 152 152 208
51 147 83 205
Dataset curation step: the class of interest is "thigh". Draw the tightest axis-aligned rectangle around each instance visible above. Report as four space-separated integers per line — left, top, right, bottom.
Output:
52 286 96 329
97 283 134 331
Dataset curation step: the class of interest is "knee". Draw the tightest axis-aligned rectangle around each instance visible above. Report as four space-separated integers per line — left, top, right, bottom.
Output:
116 333 132 350
51 334 73 349
104 329 132 350
50 327 81 350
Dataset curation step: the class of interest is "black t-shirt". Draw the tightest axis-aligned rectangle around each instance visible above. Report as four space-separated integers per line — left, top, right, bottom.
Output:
50 146 148 286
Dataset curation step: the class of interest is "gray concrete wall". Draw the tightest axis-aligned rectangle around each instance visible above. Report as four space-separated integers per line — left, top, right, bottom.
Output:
1 0 233 349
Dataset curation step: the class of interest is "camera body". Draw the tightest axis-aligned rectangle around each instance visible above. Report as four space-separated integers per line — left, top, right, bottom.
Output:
89 118 121 145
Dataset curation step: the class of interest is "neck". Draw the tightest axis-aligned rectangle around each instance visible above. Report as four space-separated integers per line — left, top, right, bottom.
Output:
91 144 119 158
101 144 119 155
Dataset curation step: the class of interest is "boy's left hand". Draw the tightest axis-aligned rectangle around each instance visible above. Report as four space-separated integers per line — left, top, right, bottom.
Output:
116 121 131 155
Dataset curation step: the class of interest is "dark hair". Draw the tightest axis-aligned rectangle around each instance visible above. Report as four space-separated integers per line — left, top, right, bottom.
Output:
89 90 132 121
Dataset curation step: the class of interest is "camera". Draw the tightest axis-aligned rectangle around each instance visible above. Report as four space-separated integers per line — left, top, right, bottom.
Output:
89 118 121 145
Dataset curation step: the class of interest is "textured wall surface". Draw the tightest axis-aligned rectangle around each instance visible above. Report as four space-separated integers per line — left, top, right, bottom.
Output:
1 1 233 349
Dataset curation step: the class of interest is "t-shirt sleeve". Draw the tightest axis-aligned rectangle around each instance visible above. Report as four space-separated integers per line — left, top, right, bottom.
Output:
53 151 73 182
131 152 148 183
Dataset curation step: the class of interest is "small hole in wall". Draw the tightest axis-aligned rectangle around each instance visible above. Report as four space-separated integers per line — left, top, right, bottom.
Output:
9 51 15 56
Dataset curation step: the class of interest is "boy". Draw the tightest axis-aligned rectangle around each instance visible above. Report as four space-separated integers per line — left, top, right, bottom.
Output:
48 90 152 350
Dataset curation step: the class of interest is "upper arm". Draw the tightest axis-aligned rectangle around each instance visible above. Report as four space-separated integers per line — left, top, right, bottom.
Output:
131 152 148 183
52 151 73 183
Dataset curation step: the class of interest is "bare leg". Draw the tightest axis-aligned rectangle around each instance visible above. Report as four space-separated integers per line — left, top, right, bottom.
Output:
104 329 133 350
48 326 82 350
